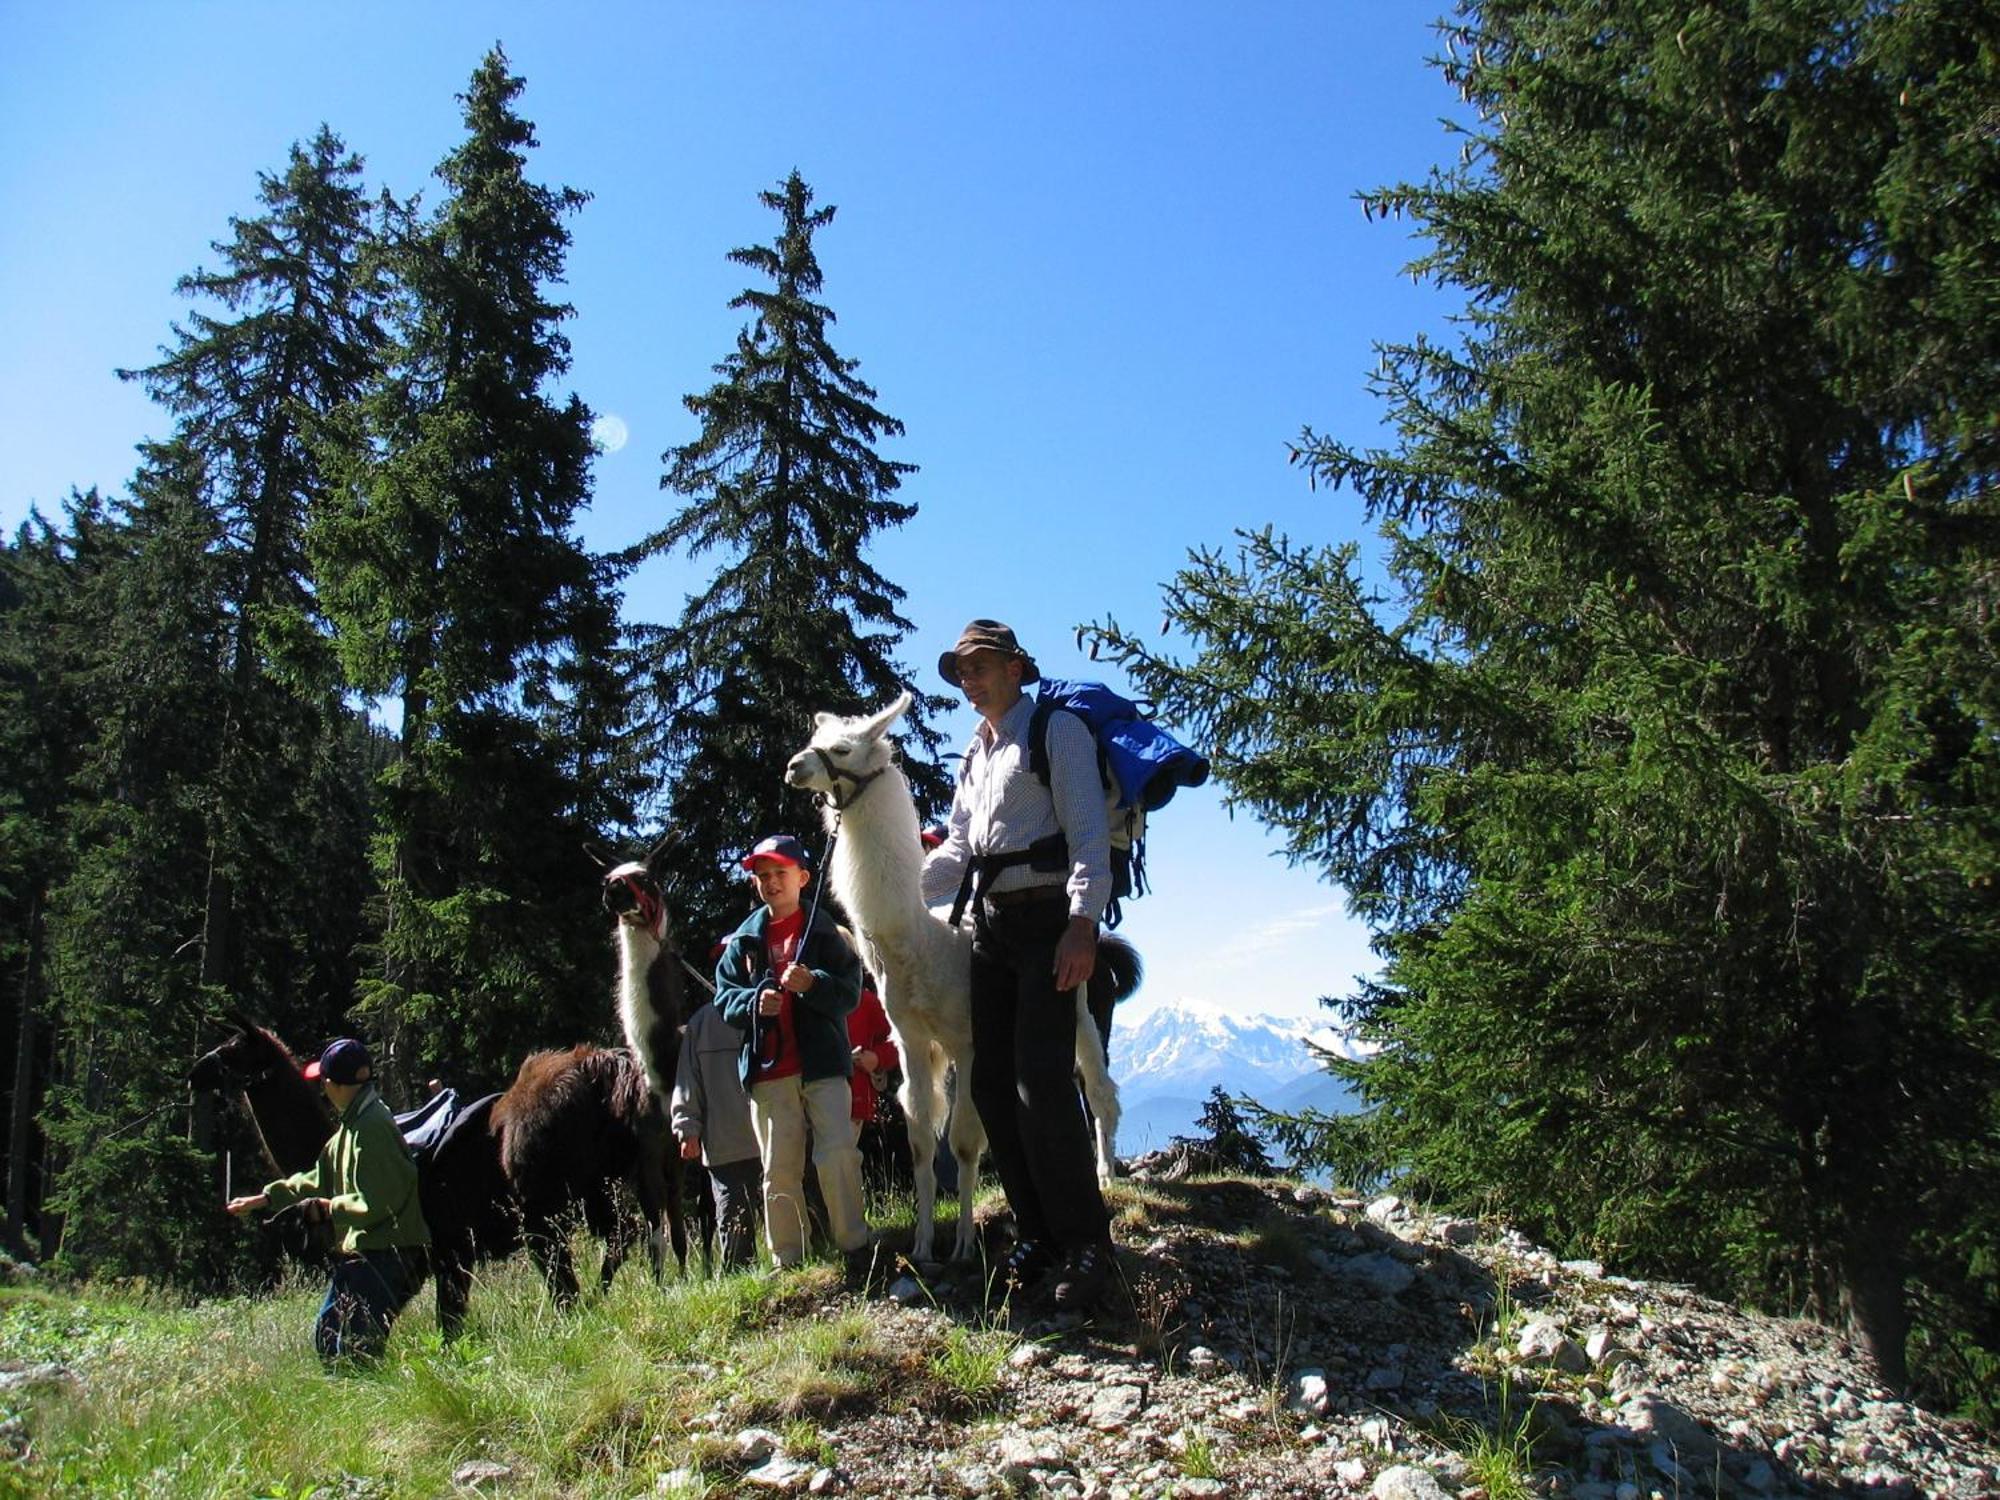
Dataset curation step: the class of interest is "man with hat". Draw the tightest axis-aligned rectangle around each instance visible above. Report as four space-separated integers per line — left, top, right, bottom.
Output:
713 834 872 1276
227 1037 430 1362
920 619 1118 1310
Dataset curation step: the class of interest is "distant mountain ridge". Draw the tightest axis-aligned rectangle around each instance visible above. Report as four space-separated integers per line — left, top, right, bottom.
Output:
1109 1001 1359 1155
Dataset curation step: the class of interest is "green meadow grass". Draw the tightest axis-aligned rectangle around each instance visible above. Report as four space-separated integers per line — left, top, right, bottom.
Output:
0 1203 986 1500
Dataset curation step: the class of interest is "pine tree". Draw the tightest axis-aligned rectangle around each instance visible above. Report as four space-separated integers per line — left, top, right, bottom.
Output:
628 171 948 937
311 49 636 1082
1090 0 1999 1406
117 125 386 1019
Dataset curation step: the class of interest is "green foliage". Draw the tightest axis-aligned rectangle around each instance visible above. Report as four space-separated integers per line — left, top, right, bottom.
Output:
1173 1086 1276 1176
1091 0 2000 1409
624 170 951 936
310 49 638 1082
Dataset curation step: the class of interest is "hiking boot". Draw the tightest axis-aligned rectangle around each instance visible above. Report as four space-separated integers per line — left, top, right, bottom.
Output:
1052 1240 1114 1311
985 1238 1055 1306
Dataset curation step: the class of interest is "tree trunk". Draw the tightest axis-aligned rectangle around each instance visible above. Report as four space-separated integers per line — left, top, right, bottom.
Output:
5 892 43 1243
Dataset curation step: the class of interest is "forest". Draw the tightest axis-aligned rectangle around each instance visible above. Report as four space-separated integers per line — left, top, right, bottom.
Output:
4 1 1996 1426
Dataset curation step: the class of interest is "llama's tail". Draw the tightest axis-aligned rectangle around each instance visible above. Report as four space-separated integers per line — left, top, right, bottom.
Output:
1095 934 1144 1005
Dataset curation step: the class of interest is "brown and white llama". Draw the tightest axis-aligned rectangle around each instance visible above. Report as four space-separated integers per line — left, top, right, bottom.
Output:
598 839 698 1270
784 692 1142 1262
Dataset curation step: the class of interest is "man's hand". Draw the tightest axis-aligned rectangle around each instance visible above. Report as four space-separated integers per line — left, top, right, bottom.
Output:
678 1134 702 1162
225 1193 268 1218
853 1047 880 1074
1053 915 1098 992
780 961 814 994
297 1198 332 1226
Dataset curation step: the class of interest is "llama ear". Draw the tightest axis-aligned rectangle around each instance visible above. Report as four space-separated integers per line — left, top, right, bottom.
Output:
224 1004 260 1035
863 691 913 739
644 826 683 869
813 711 838 730
582 841 613 870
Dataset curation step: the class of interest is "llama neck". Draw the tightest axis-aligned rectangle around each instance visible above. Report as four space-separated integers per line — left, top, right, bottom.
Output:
243 1074 332 1175
615 925 674 1093
827 762 931 941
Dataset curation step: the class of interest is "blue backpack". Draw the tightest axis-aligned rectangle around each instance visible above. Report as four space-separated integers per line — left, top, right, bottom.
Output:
1027 679 1210 927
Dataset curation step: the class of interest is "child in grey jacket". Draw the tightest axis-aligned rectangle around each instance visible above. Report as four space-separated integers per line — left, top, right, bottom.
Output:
671 998 762 1270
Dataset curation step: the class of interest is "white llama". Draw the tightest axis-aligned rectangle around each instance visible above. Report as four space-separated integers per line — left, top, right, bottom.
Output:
785 692 1139 1263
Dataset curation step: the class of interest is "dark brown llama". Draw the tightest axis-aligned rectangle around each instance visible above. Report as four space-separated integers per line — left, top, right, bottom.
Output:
190 1018 685 1337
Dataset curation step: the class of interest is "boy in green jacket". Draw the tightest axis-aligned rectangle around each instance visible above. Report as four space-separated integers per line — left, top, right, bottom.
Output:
228 1038 429 1362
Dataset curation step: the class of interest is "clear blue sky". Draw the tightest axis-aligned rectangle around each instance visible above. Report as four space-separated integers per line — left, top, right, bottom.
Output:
1 3 1464 1028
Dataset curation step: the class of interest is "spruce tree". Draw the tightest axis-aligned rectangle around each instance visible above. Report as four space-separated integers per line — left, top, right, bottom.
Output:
628 171 948 938
312 49 635 1082
117 125 386 1020
1090 0 1998 1406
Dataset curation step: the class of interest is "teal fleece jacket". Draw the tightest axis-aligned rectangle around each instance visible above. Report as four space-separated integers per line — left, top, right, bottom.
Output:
713 904 862 1088
263 1084 430 1253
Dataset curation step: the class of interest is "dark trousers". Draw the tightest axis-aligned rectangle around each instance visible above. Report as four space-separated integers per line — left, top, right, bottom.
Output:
707 1156 763 1271
968 896 1109 1251
313 1247 426 1363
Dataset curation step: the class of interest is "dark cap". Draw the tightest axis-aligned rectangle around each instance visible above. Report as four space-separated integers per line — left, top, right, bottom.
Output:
741 833 813 874
939 619 1040 687
303 1037 372 1085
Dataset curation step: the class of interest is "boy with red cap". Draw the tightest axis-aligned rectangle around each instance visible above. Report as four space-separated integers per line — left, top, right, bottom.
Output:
713 834 872 1276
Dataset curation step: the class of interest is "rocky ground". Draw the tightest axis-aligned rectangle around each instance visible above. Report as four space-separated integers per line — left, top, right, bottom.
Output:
667 1151 2000 1499
8 1156 1998 1498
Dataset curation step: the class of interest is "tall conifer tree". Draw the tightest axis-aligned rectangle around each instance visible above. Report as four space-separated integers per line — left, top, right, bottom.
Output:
313 50 635 1081
118 125 386 1018
628 171 947 935
1092 0 1998 1406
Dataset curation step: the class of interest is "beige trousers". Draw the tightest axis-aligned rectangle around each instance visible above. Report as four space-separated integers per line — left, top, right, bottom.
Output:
749 1073 869 1266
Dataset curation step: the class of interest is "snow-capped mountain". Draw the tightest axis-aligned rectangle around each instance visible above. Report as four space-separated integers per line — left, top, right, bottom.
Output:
1109 1000 1361 1155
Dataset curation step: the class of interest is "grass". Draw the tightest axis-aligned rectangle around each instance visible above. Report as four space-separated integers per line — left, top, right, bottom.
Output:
1175 1424 1224 1480
926 1322 1017 1407
0 1234 1000 1499
1430 1372 1539 1500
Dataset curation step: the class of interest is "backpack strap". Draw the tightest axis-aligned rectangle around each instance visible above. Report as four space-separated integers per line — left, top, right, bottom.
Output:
1028 693 1114 795
946 832 1069 928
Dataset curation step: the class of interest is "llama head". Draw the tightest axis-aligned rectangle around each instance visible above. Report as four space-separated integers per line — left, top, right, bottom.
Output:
600 829 676 941
189 1014 298 1092
785 691 911 799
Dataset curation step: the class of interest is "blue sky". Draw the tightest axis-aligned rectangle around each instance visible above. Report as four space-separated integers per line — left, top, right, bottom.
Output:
1 4 1465 1028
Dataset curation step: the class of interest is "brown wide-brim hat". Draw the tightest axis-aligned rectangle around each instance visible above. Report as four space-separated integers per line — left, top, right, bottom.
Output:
939 618 1040 687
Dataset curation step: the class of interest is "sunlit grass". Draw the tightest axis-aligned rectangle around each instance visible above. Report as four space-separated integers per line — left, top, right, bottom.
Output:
0 1242 928 1499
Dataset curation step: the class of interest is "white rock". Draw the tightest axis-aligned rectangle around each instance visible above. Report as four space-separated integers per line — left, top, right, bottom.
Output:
1365 1194 1404 1223
452 1460 513 1488
1516 1318 1591 1373
807 1469 840 1495
1369 1464 1448 1500
995 1432 1063 1481
1334 1457 1368 1485
1186 1345 1225 1375
745 1455 813 1490
1009 1342 1050 1370
1291 1368 1331 1415
735 1428 783 1465
1089 1383 1147 1430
